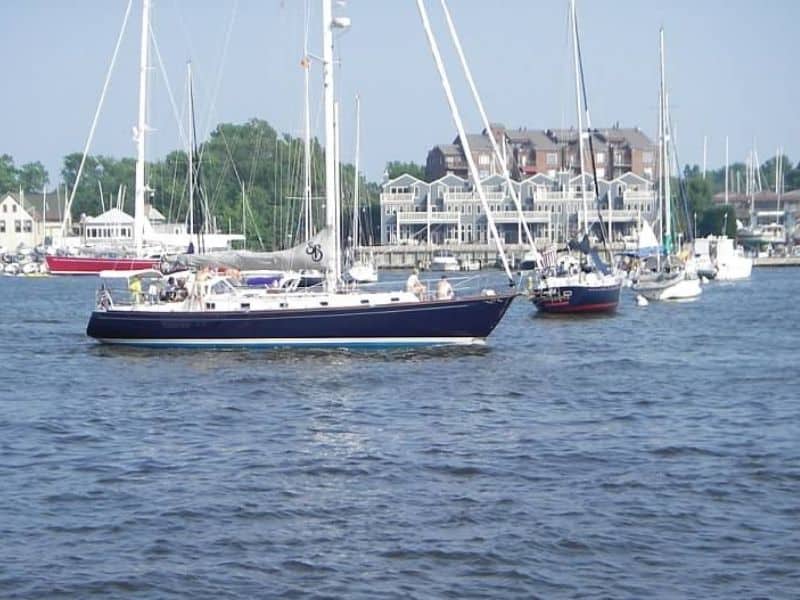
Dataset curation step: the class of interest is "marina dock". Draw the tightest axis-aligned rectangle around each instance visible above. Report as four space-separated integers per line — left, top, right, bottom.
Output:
753 256 800 267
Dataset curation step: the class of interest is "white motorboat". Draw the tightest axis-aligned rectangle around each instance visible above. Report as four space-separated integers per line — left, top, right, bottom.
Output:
347 260 378 283
430 250 459 272
713 236 752 280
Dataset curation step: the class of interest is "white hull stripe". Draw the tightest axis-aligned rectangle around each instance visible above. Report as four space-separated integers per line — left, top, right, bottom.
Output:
95 336 486 348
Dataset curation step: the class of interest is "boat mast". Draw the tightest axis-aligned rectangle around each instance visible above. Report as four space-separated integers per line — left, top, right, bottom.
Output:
187 62 194 248
776 146 782 218
571 0 589 235
572 0 612 259
415 0 514 283
303 0 313 242
322 0 340 284
334 100 342 269
133 0 151 256
660 28 671 256
749 149 755 228
352 94 361 251
724 136 729 205
665 90 672 252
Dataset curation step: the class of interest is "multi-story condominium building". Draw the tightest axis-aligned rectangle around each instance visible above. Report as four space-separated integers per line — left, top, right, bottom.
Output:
380 171 657 247
425 123 656 182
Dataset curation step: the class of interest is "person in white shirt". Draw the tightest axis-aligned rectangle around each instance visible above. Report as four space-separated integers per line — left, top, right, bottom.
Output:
406 268 425 298
436 275 454 300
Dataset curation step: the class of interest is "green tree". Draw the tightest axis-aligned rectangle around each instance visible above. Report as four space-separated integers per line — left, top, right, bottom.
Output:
697 205 736 237
686 174 712 215
56 118 377 250
385 160 426 181
17 161 49 193
0 154 18 193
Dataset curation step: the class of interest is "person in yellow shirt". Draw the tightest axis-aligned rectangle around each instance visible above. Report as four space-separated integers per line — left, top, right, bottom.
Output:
128 277 142 304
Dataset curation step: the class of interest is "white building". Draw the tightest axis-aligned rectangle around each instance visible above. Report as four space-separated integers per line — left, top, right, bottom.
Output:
380 172 657 246
70 204 244 253
0 191 70 251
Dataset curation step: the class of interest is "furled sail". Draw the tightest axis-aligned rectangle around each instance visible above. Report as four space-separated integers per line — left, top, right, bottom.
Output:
637 220 661 257
171 228 333 272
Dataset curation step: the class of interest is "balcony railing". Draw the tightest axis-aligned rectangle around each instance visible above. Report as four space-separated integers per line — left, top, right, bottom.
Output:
596 209 642 221
379 192 416 203
491 210 552 223
622 190 653 203
443 191 506 202
397 211 460 224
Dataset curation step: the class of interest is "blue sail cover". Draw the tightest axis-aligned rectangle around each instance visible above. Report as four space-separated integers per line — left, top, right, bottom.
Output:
588 249 613 275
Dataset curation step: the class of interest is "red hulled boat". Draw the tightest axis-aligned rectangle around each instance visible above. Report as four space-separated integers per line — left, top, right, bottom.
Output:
45 255 160 276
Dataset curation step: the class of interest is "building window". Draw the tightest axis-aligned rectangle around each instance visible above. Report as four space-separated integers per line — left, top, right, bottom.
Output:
2 204 6 213
478 154 490 166
614 151 625 163
546 152 558 166
23 220 32 233
15 220 22 232
596 152 605 164
0 221 5 232
643 152 653 164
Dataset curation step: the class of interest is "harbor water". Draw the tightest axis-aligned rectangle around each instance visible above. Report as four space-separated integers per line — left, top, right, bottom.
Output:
0 269 798 598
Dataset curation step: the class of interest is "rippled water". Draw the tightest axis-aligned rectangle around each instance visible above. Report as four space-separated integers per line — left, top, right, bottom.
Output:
0 269 798 598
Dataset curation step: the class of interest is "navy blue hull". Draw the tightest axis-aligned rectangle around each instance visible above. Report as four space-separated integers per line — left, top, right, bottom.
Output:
530 282 620 314
86 293 517 348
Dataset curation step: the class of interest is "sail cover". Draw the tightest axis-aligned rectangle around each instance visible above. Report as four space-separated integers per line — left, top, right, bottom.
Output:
173 228 333 272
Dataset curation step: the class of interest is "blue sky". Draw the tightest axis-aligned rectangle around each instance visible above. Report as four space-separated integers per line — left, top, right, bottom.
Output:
1 0 798 186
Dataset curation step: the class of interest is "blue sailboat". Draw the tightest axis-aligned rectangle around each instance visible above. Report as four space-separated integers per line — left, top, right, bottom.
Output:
86 0 516 349
527 0 621 315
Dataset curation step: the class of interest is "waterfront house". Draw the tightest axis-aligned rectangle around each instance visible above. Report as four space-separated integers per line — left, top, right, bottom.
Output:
0 190 69 250
380 171 657 247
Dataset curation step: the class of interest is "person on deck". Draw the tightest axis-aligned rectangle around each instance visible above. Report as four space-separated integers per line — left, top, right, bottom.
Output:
436 275 454 300
128 277 142 304
162 277 176 301
175 278 188 301
406 268 425 299
147 281 159 304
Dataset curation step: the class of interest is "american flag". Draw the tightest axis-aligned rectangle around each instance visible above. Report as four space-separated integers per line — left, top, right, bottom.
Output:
540 245 558 270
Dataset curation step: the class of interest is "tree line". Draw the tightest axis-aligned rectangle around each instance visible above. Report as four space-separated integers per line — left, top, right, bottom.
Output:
4 121 798 245
2 118 382 250
682 154 800 238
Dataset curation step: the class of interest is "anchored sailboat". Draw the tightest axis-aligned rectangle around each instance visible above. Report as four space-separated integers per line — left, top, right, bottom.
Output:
87 0 516 349
632 28 701 301
526 0 621 314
